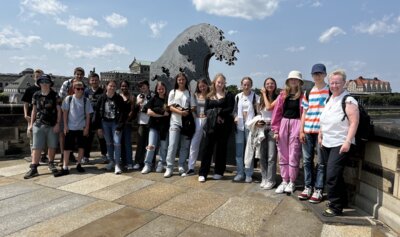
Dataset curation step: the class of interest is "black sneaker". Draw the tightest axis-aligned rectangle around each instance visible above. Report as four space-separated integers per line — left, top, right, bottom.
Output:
24 168 39 179
76 164 85 173
54 168 69 177
48 162 58 174
39 155 49 165
182 169 195 177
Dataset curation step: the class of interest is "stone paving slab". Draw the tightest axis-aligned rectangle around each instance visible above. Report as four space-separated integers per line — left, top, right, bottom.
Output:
0 193 94 237
206 179 254 195
116 182 186 210
178 223 244 237
0 182 42 201
63 206 160 237
320 224 372 237
254 195 323 237
0 159 25 169
127 215 193 237
128 171 183 184
9 165 53 181
0 177 18 187
172 174 218 189
58 173 131 195
153 189 229 222
0 187 68 217
203 196 279 235
7 200 124 237
89 178 155 201
0 163 30 177
35 172 97 188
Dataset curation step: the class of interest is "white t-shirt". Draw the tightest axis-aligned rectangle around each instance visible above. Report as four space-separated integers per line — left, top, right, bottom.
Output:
320 91 358 148
62 95 93 130
136 93 151 125
168 89 195 126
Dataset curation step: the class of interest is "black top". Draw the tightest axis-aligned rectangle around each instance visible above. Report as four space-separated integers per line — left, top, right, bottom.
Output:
95 93 126 131
205 91 235 126
84 87 104 112
21 85 40 115
32 90 61 126
283 96 300 119
147 95 170 139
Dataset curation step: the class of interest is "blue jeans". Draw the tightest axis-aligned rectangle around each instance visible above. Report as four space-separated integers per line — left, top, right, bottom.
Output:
121 125 133 166
166 124 191 169
235 128 249 176
260 128 277 182
102 120 122 165
144 128 168 165
302 133 324 189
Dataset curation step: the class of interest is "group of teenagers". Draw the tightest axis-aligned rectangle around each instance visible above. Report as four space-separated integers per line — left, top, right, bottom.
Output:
22 63 360 217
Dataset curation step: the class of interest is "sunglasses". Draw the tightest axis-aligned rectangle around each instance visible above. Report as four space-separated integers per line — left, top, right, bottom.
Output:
75 87 84 91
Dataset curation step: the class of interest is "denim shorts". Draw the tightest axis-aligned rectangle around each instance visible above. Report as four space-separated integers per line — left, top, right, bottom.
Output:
32 124 59 150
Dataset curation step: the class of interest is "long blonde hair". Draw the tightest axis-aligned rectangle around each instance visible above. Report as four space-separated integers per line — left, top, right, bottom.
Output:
207 73 226 99
284 79 303 99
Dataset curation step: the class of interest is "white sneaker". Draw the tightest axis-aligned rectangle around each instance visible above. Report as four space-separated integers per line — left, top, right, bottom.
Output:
105 161 115 171
81 157 89 164
264 181 276 190
213 174 223 180
178 166 185 175
260 179 267 188
115 164 122 174
309 189 323 203
275 181 288 194
155 162 163 173
164 168 173 178
245 176 252 183
141 165 151 174
284 182 296 193
298 187 312 200
133 164 141 170
127 164 134 170
198 176 206 182
233 174 244 182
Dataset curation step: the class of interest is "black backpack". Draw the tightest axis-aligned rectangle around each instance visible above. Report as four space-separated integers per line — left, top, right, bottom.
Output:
328 95 373 143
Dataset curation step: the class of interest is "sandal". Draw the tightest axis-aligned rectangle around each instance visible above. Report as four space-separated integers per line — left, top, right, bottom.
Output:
322 208 340 217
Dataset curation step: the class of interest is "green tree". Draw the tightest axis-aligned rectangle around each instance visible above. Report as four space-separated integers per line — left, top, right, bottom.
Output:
226 84 239 95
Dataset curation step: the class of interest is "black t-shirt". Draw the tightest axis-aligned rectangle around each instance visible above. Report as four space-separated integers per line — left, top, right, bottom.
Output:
283 96 300 119
32 90 61 126
84 87 104 112
21 85 40 115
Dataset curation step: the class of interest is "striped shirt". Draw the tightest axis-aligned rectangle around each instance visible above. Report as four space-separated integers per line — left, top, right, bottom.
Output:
302 85 330 134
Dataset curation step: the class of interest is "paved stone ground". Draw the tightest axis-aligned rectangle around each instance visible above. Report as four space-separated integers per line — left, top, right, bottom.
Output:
0 153 396 237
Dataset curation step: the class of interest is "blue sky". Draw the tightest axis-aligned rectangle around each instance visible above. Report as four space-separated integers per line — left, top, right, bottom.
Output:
1 0 399 92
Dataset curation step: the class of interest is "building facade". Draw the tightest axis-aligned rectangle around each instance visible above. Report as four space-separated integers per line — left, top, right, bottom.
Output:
100 58 152 95
346 76 392 94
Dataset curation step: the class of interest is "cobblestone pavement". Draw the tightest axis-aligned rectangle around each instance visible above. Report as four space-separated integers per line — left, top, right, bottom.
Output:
0 153 395 237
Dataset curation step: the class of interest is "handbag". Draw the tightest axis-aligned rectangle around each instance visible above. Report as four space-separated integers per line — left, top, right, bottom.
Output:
180 91 196 138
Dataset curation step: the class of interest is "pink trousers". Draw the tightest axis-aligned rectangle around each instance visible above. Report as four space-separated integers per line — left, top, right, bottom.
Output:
277 118 302 183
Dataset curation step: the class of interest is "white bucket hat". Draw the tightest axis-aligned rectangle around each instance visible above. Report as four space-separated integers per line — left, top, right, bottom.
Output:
286 70 304 85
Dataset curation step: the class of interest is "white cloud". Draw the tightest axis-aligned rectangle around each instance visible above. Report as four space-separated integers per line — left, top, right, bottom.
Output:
318 26 346 43
285 46 305 52
56 16 112 38
10 55 46 67
20 0 67 16
311 1 322 7
0 26 41 49
44 42 73 51
348 60 367 71
149 21 167 38
66 43 128 59
257 54 269 58
192 0 280 20
354 15 400 35
104 13 128 28
227 30 238 35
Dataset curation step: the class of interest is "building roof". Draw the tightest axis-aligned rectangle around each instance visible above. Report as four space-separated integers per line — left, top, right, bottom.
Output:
350 76 390 87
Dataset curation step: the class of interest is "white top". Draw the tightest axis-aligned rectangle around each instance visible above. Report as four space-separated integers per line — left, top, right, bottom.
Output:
168 89 195 126
260 109 272 122
235 91 260 131
320 91 358 148
136 93 151 125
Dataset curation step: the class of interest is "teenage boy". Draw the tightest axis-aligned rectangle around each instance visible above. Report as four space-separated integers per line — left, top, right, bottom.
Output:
24 75 61 179
298 63 330 203
58 67 86 163
55 81 93 177
83 73 108 164
134 80 152 169
21 69 43 162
